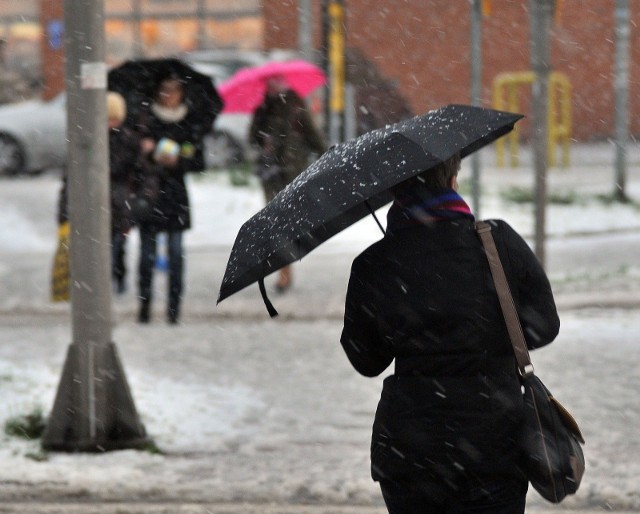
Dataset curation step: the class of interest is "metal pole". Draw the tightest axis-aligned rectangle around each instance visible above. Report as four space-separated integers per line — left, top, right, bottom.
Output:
298 0 313 61
344 82 357 140
321 0 331 141
327 0 346 144
196 0 207 50
614 0 630 201
43 0 147 452
529 0 553 268
132 0 143 58
470 0 483 217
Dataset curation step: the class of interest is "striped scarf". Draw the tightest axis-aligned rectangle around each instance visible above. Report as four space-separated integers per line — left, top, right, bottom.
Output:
386 187 475 232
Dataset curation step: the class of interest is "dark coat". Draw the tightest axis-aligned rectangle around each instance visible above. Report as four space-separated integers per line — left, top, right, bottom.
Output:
109 126 141 233
340 218 559 494
249 89 326 186
135 104 207 231
58 126 140 233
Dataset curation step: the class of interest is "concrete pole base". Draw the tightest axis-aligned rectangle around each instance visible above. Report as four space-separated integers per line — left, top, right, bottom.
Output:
42 341 150 452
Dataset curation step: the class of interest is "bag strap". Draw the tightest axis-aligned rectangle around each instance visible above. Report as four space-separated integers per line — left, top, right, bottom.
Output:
475 220 533 376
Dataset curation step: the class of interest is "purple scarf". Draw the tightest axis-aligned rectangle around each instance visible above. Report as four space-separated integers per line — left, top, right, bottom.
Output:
387 188 475 232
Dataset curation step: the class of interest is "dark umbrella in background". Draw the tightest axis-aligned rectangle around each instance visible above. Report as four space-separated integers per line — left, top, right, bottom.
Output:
107 58 224 135
217 104 523 316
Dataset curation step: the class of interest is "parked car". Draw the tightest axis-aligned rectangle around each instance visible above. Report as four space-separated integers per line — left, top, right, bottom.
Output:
0 93 67 176
0 90 250 176
0 50 308 175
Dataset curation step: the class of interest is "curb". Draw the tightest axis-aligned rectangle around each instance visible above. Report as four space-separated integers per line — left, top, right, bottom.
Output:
0 503 611 514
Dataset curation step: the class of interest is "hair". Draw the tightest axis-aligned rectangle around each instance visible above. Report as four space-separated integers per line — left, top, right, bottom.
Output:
394 153 461 195
106 91 126 122
419 153 461 189
158 76 184 91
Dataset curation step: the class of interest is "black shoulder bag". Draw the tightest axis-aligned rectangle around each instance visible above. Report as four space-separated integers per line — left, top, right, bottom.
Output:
476 220 585 503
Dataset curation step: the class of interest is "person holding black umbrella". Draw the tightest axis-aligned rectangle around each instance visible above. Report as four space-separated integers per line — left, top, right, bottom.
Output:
340 154 560 513
108 58 223 324
134 76 208 324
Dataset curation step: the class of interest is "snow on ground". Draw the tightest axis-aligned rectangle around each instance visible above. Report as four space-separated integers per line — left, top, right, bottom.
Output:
0 143 640 510
4 149 640 257
0 311 639 510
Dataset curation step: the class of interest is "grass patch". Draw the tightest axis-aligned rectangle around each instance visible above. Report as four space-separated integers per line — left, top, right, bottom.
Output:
141 439 165 455
501 186 640 208
229 162 253 187
549 190 579 205
500 186 581 205
500 186 534 204
4 408 46 440
25 449 49 462
595 192 640 209
4 408 164 458
552 265 631 287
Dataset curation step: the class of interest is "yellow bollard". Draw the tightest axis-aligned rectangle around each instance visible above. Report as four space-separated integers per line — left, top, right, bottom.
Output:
492 71 571 168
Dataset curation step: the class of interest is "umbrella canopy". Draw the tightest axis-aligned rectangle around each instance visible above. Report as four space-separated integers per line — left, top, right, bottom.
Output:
218 59 326 113
108 58 223 133
218 104 523 312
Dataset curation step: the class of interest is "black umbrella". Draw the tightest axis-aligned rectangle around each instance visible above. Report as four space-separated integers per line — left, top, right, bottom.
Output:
107 58 223 134
218 104 523 315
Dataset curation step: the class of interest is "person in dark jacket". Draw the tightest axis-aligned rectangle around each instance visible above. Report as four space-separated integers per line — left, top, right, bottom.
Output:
249 75 326 292
107 92 142 293
55 91 140 297
135 76 208 324
340 154 560 513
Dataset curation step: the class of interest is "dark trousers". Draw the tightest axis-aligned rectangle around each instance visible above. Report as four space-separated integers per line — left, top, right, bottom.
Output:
138 226 184 317
380 478 527 514
112 231 127 280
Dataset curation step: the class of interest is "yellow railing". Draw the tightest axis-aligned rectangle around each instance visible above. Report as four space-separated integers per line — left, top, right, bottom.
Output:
493 71 572 167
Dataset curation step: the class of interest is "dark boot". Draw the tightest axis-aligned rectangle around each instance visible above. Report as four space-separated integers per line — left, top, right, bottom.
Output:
138 301 150 323
276 266 292 293
167 300 180 325
113 273 126 295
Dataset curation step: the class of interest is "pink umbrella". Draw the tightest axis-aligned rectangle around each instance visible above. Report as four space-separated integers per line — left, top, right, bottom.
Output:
218 60 326 113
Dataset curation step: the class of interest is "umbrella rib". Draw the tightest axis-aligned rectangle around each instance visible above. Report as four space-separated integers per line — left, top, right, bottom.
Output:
365 200 386 236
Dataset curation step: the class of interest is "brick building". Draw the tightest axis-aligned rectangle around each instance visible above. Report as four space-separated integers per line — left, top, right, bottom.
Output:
263 0 640 141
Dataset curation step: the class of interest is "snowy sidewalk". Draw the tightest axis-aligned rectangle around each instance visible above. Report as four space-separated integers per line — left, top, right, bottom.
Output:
1 144 640 513
3 141 640 320
1 311 639 512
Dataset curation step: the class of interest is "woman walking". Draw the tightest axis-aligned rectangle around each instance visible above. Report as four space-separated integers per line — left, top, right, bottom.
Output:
340 154 560 513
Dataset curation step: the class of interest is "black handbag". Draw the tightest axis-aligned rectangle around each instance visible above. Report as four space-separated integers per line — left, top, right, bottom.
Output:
476 221 585 503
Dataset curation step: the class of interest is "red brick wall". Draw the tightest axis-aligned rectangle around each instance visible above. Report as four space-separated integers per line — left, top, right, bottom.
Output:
40 0 65 101
263 0 640 141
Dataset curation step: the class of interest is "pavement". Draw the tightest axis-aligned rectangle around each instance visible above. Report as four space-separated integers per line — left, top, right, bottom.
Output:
0 502 621 513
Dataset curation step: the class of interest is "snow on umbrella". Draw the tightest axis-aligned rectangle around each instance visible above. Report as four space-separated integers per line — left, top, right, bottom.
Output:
217 104 523 315
218 59 326 113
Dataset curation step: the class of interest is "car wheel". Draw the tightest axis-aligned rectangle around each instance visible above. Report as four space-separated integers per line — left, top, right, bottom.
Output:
0 133 26 176
203 130 245 169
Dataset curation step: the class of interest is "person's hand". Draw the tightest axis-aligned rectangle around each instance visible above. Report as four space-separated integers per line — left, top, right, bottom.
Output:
263 136 274 156
155 153 179 167
140 138 155 155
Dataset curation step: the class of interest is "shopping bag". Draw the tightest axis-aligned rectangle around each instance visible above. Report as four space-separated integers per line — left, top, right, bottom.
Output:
51 221 70 302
